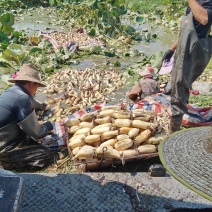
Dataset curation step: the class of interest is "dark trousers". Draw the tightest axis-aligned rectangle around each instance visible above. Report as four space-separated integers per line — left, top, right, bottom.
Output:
170 14 212 131
0 138 52 170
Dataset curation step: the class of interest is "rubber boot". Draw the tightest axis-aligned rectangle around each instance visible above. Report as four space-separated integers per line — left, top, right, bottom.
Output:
169 114 183 134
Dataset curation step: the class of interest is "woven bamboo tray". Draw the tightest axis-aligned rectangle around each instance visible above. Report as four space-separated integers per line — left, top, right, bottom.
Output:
71 152 159 172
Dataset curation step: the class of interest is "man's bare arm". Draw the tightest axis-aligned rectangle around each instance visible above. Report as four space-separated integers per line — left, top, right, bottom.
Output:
188 0 208 25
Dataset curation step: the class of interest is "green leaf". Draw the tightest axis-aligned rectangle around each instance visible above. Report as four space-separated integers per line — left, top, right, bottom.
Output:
1 40 9 49
114 60 121 67
0 13 14 27
90 45 101 54
92 0 98 9
104 51 115 57
131 34 142 41
151 33 158 38
43 64 55 73
88 28 96 36
1 26 14 35
121 25 136 35
0 58 11 68
13 31 22 38
98 10 103 18
135 16 145 23
29 47 42 55
128 69 135 76
49 0 55 6
2 44 29 63
0 31 9 42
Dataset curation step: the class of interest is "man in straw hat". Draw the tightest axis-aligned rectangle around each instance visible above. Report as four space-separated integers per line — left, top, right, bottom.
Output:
0 63 53 170
126 65 160 102
162 1 212 133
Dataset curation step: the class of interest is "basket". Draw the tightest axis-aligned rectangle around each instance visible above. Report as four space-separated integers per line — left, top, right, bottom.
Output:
66 129 158 172
64 103 160 172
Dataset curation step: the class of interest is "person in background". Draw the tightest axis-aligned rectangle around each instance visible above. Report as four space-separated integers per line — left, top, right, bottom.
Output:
39 33 79 52
162 0 212 132
126 65 160 102
0 64 53 170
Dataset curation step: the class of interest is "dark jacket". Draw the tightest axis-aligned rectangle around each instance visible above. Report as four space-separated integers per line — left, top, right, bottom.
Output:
0 85 33 128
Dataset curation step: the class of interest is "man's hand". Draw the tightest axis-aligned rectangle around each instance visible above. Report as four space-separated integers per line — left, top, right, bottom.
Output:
162 49 174 62
40 103 47 111
43 121 53 131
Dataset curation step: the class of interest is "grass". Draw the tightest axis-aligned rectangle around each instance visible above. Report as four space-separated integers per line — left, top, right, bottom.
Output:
189 95 212 107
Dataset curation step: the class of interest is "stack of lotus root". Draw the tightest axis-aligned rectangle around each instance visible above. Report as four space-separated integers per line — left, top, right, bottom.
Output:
39 30 106 48
40 68 126 122
65 105 167 162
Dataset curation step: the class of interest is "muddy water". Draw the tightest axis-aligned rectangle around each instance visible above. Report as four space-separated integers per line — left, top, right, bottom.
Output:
14 8 177 54
13 8 178 103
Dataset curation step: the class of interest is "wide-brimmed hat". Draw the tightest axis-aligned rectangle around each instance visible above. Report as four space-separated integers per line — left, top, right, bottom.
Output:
158 127 212 201
139 66 157 79
159 57 174 75
8 64 46 87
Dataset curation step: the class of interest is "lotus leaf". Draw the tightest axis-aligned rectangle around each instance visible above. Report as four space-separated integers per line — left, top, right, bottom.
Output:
0 13 14 28
0 31 9 43
12 31 22 38
90 45 101 54
88 28 96 37
122 25 136 35
135 16 145 23
151 33 157 38
0 58 11 68
2 44 31 63
1 25 14 35
128 69 135 76
131 34 142 41
1 40 9 50
114 61 121 67
43 64 55 73
104 51 115 57
29 47 42 55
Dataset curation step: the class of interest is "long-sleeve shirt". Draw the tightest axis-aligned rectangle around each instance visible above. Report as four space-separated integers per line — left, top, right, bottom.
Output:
0 85 33 128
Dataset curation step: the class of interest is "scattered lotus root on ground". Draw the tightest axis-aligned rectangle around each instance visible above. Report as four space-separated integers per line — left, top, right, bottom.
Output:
39 68 127 122
39 29 106 49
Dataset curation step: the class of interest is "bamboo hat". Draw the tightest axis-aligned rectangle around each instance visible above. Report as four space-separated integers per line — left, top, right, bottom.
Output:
8 63 46 87
158 127 212 201
139 66 157 79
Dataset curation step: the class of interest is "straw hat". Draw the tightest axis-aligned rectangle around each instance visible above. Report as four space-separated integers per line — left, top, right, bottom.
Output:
139 66 157 79
159 57 174 75
158 127 212 201
8 64 46 87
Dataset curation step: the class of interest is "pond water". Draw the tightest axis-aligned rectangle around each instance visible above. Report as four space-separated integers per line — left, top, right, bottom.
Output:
11 8 178 102
14 8 178 63
11 7 176 172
